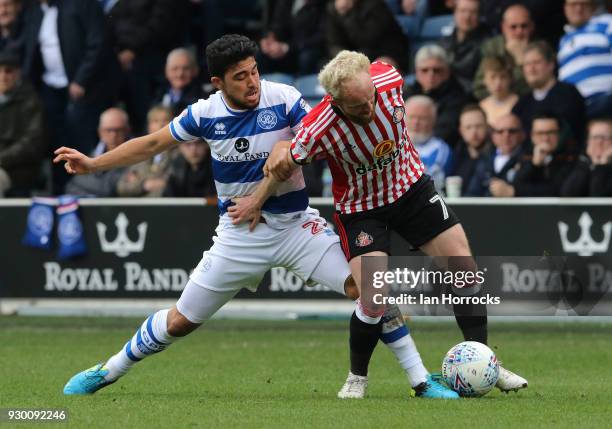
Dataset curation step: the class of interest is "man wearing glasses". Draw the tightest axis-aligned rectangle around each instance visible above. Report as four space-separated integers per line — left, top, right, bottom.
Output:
487 113 526 197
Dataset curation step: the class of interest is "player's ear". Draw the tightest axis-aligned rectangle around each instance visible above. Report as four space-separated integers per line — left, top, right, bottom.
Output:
211 76 224 91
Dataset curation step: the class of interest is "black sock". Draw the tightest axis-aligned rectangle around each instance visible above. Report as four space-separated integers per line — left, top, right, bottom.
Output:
349 311 382 376
455 314 488 344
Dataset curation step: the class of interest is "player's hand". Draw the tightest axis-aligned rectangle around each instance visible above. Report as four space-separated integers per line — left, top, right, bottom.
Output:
228 195 262 231
265 145 293 181
53 147 96 175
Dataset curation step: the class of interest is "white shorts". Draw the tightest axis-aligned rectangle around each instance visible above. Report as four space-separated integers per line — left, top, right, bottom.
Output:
189 208 350 293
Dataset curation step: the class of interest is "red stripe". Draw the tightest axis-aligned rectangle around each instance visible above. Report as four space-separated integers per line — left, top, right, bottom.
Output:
333 212 350 261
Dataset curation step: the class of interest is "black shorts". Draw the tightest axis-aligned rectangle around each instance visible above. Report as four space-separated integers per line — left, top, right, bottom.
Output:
334 175 461 260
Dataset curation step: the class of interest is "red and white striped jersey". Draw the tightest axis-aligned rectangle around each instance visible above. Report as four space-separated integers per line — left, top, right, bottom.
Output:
290 62 425 214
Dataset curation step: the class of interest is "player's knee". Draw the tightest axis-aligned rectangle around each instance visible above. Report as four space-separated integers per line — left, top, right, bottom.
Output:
344 275 360 300
167 307 201 337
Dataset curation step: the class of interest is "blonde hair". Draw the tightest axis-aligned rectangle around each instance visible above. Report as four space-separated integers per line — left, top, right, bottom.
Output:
318 50 371 100
147 105 173 123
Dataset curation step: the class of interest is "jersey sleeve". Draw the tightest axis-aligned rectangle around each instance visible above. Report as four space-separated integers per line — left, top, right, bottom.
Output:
169 99 208 142
290 125 324 165
283 85 311 134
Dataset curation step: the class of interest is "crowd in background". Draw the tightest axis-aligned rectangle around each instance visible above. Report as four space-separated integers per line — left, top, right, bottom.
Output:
0 0 610 200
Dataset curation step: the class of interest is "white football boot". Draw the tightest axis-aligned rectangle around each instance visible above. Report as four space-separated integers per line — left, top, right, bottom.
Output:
337 372 368 399
496 365 528 393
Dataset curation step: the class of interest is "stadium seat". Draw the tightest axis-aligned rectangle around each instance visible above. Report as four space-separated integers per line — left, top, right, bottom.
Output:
294 75 326 100
419 15 454 41
384 0 401 15
404 74 416 86
395 15 422 38
260 73 295 86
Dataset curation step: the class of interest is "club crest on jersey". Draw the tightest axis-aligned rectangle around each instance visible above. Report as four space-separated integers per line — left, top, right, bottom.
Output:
355 231 373 247
257 109 278 130
373 140 395 158
392 106 404 123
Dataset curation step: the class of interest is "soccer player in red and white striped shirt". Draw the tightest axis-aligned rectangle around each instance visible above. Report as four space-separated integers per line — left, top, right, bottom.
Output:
231 51 527 397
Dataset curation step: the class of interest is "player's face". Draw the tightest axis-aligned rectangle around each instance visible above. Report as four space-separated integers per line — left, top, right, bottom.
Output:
215 57 260 110
334 72 376 126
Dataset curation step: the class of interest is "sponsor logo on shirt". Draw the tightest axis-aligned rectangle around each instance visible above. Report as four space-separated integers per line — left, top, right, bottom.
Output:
214 122 227 135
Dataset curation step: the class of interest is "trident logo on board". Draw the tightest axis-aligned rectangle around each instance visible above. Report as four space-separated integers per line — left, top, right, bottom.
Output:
97 212 147 257
558 212 611 256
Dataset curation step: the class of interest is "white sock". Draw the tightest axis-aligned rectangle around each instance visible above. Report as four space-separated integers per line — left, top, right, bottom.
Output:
355 300 382 324
105 309 177 381
385 335 429 387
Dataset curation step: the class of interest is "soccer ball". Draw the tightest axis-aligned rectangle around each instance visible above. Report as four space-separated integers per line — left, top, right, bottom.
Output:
441 341 499 397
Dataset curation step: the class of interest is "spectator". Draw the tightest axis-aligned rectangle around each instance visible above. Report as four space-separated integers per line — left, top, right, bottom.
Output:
474 3 533 99
558 0 612 119
0 0 22 53
561 118 612 196
439 0 491 93
405 95 453 192
487 113 525 197
0 50 44 197
513 112 577 196
386 0 428 38
21 0 119 193
512 41 586 148
478 55 519 126
258 0 327 75
65 108 129 196
117 105 176 197
326 0 410 73
405 44 473 145
451 104 491 196
154 48 205 118
109 0 189 134
163 139 215 198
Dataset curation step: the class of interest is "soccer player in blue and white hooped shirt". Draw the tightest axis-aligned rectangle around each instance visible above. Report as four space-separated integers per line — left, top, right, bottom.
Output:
55 35 455 399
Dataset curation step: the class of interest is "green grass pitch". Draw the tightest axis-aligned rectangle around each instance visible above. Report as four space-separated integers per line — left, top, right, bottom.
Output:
1 317 611 428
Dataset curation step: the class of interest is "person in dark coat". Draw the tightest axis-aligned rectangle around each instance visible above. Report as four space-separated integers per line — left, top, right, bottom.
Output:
404 44 473 145
0 51 45 197
258 0 327 75
512 41 586 153
561 118 612 197
326 0 410 73
450 104 492 196
513 113 577 196
439 0 491 93
163 139 216 198
0 0 23 53
21 0 119 193
108 0 188 133
153 48 205 118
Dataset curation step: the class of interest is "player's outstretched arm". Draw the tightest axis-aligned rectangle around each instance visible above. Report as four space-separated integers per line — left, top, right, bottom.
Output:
53 126 176 175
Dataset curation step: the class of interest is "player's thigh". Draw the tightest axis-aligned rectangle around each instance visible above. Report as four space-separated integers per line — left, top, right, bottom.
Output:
308 242 354 297
334 210 391 264
190 225 275 293
176 280 239 324
392 176 461 252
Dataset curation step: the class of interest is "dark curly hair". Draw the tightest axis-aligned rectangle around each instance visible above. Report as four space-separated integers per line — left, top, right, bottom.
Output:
205 34 258 79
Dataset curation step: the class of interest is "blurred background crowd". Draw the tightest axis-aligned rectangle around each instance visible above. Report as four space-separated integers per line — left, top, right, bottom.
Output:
0 0 610 199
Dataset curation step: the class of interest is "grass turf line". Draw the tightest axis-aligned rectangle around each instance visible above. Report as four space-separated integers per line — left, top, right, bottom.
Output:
0 317 610 428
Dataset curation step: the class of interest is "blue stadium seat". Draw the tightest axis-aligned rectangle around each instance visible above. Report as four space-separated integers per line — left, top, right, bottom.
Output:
403 74 416 86
395 15 422 38
294 74 326 99
260 73 294 86
420 15 454 41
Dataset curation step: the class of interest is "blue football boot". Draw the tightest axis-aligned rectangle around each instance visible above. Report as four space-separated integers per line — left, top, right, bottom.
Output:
63 363 116 395
412 373 459 399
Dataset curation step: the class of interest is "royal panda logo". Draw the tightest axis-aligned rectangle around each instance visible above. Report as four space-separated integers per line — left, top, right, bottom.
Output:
356 140 404 175
234 138 250 153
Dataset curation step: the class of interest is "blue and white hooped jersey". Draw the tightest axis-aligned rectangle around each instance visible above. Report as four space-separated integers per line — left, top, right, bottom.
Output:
169 80 310 227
